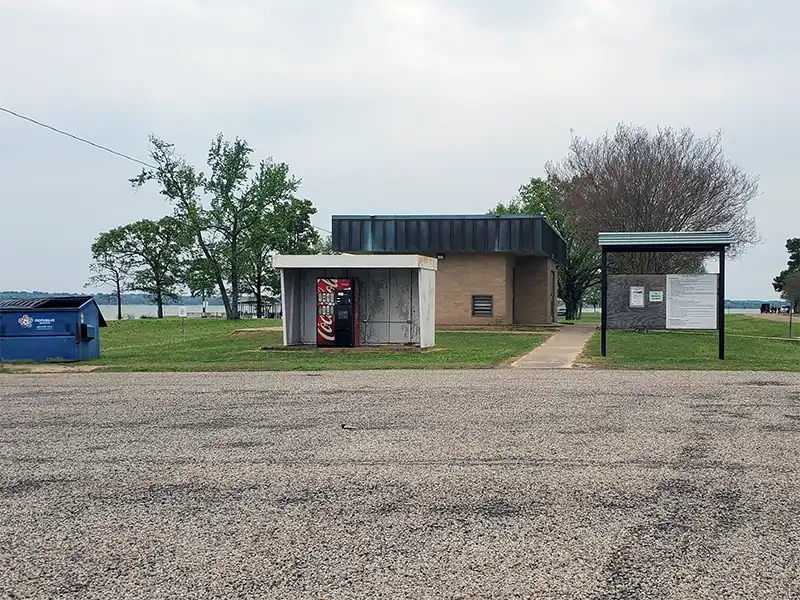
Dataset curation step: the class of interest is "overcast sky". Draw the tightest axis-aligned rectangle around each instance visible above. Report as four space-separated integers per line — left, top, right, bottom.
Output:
1 0 797 299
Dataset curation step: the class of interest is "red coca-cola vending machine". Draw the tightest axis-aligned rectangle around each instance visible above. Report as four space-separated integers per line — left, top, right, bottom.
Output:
316 278 359 347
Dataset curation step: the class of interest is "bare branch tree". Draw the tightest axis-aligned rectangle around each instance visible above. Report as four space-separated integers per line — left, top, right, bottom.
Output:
548 124 759 273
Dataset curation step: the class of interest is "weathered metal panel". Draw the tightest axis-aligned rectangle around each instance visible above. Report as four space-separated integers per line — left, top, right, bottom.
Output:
362 268 390 344
289 268 421 345
410 270 420 344
281 269 301 345
388 268 413 344
607 274 667 330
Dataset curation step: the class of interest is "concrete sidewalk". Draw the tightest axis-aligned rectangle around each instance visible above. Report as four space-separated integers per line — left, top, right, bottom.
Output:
511 323 597 369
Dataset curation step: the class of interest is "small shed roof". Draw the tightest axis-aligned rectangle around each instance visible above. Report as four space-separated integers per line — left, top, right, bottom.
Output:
598 231 733 249
273 254 438 271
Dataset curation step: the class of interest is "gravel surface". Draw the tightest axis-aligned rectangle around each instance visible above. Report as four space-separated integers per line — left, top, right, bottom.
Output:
1 369 800 599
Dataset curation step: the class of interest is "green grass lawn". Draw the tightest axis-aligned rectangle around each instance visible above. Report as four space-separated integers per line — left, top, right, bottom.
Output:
88 318 543 371
581 314 800 371
560 311 602 324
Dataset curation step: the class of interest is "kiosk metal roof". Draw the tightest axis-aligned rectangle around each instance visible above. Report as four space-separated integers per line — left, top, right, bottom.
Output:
598 231 733 251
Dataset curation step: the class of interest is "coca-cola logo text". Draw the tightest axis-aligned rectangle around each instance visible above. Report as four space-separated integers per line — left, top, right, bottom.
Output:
317 315 335 341
318 278 337 293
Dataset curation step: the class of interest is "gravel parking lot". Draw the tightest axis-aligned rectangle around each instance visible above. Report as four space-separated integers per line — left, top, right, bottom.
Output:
2 370 800 599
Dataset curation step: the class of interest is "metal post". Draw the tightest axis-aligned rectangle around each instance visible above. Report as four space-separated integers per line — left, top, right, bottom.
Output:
601 249 608 357
718 246 725 360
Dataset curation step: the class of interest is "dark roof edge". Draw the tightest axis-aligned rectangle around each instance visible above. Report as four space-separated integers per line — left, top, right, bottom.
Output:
332 214 547 220
332 214 568 247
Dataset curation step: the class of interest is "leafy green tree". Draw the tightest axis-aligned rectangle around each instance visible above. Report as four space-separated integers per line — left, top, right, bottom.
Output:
271 197 320 254
241 220 274 320
492 177 600 320
132 135 304 319
313 235 336 254
86 228 132 321
773 238 800 294
241 197 319 318
185 257 218 316
117 217 188 318
782 271 800 314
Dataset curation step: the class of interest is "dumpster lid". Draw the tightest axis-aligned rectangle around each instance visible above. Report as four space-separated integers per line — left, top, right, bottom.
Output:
0 296 107 326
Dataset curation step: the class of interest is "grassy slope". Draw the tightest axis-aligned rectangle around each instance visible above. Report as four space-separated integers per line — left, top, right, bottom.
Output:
581 314 800 371
93 318 543 371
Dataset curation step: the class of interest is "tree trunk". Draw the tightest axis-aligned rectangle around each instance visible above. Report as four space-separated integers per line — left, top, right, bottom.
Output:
564 285 581 320
197 231 232 319
201 290 206 316
229 238 240 320
565 298 580 321
156 290 164 319
255 272 263 319
115 276 122 321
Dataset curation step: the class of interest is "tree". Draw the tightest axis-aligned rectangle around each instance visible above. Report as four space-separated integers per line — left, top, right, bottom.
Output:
185 257 217 316
314 235 337 254
548 124 759 274
240 219 274 320
241 195 319 318
86 229 132 321
782 272 800 314
116 217 188 318
132 135 303 320
492 177 600 320
773 238 800 294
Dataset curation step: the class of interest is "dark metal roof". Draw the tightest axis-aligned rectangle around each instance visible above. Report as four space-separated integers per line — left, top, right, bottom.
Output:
0 296 107 326
331 214 567 263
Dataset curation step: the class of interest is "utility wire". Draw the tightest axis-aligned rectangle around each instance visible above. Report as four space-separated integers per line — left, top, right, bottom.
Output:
1 105 333 236
1 105 156 168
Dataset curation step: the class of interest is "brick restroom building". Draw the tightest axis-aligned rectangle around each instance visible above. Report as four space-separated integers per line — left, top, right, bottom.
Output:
331 215 567 325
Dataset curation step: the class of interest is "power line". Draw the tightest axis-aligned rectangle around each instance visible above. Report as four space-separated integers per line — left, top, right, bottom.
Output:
1 106 156 168
1 105 332 236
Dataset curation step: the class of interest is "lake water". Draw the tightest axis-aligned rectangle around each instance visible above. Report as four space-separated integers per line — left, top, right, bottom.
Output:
100 305 229 320
100 304 763 321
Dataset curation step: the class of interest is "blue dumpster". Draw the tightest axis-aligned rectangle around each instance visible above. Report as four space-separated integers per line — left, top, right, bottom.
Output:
0 296 107 362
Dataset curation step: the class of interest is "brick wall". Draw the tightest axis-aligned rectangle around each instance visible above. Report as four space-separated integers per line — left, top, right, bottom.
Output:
435 254 557 325
435 254 512 324
513 257 557 324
